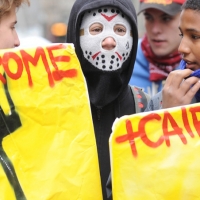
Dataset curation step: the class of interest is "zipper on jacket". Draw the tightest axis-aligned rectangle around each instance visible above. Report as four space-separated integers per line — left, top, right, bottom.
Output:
97 107 102 121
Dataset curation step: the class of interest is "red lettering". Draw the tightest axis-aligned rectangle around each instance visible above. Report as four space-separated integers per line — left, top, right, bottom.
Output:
163 111 187 147
20 47 54 87
46 44 77 81
0 45 78 86
190 106 200 136
116 119 140 157
116 113 164 157
139 113 164 147
115 106 200 157
52 69 77 81
2 52 23 80
47 44 70 70
0 56 6 84
182 107 194 138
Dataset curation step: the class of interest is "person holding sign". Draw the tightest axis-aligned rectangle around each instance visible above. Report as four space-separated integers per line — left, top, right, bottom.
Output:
146 0 200 111
0 0 30 49
66 0 149 199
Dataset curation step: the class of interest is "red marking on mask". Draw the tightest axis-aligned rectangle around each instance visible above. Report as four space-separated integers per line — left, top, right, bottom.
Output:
115 52 122 60
101 13 118 21
92 52 101 60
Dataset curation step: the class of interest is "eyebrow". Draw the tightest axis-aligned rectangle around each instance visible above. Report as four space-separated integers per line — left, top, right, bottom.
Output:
179 27 200 33
144 12 171 18
143 12 151 17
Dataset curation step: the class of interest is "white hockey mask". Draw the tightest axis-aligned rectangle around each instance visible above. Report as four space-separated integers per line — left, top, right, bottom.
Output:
80 7 133 71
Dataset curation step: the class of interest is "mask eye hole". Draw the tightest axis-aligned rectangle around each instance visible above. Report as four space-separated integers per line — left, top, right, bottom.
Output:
89 23 103 35
113 24 126 36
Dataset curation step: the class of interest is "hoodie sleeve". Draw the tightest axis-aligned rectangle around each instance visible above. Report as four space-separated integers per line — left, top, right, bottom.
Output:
145 91 163 111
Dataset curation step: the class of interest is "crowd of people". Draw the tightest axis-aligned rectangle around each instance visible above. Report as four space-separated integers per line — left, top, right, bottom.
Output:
1 0 200 199
129 0 184 96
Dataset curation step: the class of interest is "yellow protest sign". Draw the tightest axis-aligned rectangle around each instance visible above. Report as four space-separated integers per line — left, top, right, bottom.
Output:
0 44 102 200
110 103 200 200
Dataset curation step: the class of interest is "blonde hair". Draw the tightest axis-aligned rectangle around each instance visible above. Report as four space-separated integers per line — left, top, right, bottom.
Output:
0 0 30 18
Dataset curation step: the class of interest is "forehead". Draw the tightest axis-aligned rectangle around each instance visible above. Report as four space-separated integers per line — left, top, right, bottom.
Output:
179 9 200 31
81 7 129 26
144 8 171 17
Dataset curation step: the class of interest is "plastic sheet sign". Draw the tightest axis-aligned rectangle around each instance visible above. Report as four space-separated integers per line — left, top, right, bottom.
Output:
0 44 102 200
110 103 200 200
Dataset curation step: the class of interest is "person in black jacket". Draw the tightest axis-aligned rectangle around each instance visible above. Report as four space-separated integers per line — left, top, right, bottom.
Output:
66 0 142 199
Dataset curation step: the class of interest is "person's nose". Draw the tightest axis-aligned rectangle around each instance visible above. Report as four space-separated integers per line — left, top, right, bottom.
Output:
151 21 162 34
102 36 116 50
14 32 20 47
178 37 190 57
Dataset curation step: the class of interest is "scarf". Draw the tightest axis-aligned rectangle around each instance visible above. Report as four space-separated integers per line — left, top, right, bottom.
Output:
179 59 200 102
141 34 181 81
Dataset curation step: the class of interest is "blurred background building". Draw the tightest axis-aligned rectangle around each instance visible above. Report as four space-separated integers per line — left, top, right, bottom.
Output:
17 0 145 44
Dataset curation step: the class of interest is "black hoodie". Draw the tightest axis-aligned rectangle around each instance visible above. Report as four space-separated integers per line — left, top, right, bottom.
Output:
66 0 138 199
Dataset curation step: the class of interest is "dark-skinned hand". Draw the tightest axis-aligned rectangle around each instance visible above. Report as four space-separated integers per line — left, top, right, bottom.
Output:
162 69 200 108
